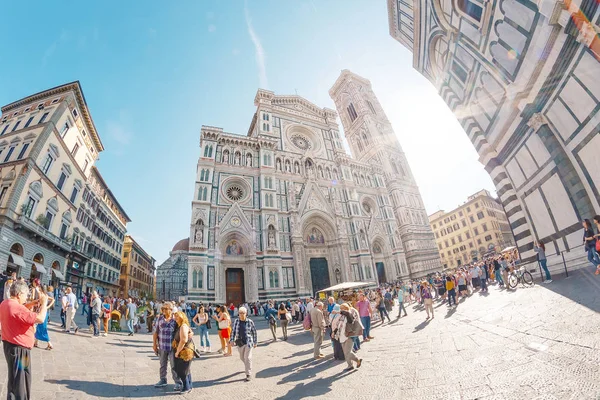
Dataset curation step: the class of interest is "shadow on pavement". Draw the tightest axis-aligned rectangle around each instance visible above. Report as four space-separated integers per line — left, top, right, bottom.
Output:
540 267 600 313
46 380 163 398
275 370 349 400
278 357 341 385
256 357 320 379
194 371 245 387
444 307 457 319
412 319 431 332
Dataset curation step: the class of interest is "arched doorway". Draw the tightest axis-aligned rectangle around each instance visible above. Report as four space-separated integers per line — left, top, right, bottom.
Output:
372 240 387 284
7 243 25 276
220 234 252 306
302 214 337 295
30 253 46 281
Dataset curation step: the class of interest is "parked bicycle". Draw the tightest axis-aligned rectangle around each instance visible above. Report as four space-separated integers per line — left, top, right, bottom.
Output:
508 266 534 289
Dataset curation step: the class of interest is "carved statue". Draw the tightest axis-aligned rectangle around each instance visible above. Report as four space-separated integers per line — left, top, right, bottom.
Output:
195 229 203 244
268 231 275 247
294 163 300 173
235 153 241 165
246 155 252 167
276 159 281 170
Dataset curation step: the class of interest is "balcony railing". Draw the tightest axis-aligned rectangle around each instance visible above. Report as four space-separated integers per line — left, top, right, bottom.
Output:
17 215 72 252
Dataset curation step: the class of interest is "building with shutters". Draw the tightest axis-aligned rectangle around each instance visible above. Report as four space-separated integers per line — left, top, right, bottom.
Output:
119 235 156 299
0 82 130 297
429 189 515 268
387 0 600 266
185 71 441 305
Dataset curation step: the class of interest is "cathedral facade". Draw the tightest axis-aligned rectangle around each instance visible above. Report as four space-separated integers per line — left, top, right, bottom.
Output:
186 71 441 304
387 0 600 266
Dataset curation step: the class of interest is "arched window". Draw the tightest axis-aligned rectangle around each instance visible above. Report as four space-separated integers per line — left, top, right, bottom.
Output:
208 145 213 157
391 162 398 174
197 268 203 288
326 168 331 179
356 138 364 152
269 270 280 288
204 146 210 157
455 0 483 22
347 103 358 122
192 270 198 288
333 169 339 180
362 132 370 145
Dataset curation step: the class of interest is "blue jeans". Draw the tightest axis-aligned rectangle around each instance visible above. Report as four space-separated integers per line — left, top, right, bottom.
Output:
360 316 371 339
448 289 456 306
81 303 88 315
495 270 504 285
352 336 360 351
587 248 600 267
199 325 210 348
182 373 192 391
91 313 100 336
127 319 134 333
539 259 551 280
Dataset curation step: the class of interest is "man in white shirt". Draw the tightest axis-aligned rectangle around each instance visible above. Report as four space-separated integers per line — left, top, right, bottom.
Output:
64 286 79 334
306 298 314 313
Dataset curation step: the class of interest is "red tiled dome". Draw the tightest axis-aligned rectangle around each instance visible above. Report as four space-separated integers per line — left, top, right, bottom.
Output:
172 238 190 252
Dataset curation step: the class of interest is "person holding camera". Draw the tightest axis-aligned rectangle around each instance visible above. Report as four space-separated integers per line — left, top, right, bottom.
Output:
230 306 257 382
0 280 49 399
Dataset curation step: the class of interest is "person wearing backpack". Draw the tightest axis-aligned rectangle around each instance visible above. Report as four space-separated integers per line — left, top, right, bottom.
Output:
264 304 278 342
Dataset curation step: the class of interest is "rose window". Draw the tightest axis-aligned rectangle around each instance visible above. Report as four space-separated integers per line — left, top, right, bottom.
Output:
226 186 244 201
291 134 311 150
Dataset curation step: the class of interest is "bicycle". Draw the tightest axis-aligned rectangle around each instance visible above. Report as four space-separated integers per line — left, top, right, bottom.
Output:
508 266 534 289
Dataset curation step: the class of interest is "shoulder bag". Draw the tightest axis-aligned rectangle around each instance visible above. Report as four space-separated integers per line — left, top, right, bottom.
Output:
218 318 229 330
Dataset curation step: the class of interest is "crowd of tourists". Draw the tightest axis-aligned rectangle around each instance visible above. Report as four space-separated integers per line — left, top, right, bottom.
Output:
1 216 600 399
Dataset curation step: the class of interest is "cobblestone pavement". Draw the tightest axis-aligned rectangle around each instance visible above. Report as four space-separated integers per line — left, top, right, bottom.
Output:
1 267 600 400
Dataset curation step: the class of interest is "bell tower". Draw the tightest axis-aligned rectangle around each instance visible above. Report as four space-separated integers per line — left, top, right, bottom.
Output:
329 70 442 277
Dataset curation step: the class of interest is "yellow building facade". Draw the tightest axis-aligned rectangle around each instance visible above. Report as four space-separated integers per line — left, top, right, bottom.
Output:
429 190 515 269
119 235 156 299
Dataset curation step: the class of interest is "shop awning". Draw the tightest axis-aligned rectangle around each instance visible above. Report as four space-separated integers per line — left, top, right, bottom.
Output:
34 262 47 274
52 269 65 280
8 253 26 268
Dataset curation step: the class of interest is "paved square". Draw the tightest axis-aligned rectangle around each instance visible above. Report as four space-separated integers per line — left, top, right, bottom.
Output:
2 268 600 399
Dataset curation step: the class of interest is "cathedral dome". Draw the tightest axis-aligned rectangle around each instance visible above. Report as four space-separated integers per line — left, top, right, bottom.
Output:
172 238 190 253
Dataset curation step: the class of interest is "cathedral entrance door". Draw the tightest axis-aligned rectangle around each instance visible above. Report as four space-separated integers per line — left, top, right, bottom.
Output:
226 268 245 306
376 262 387 284
309 258 330 295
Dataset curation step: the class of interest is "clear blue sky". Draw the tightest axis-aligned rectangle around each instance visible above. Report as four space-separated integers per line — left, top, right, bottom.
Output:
0 1 495 264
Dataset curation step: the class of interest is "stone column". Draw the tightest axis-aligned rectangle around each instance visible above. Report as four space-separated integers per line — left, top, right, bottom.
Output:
246 261 258 302
291 237 306 292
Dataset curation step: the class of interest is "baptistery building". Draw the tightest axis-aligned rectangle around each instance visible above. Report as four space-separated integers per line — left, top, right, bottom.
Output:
186 71 441 304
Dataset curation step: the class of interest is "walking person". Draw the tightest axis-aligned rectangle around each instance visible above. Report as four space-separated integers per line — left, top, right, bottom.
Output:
376 292 391 323
34 285 55 350
125 298 137 336
172 311 194 395
480 263 488 292
264 304 278 342
63 285 79 334
396 286 408 318
337 303 363 371
192 305 211 352
153 302 183 391
582 219 600 274
446 276 456 308
278 303 289 340
356 293 374 342
421 282 434 320
493 258 504 287
534 241 552 283
230 306 258 382
310 302 326 359
0 280 49 400
90 291 102 338
218 305 232 356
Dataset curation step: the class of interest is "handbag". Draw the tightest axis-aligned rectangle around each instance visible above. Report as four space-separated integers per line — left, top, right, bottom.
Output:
235 338 244 347
218 319 229 330
285 312 292 322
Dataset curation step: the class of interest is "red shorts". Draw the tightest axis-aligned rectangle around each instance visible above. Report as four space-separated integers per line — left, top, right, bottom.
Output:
220 328 230 339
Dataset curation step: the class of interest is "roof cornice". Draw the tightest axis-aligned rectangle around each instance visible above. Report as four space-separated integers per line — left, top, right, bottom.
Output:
1 81 104 153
